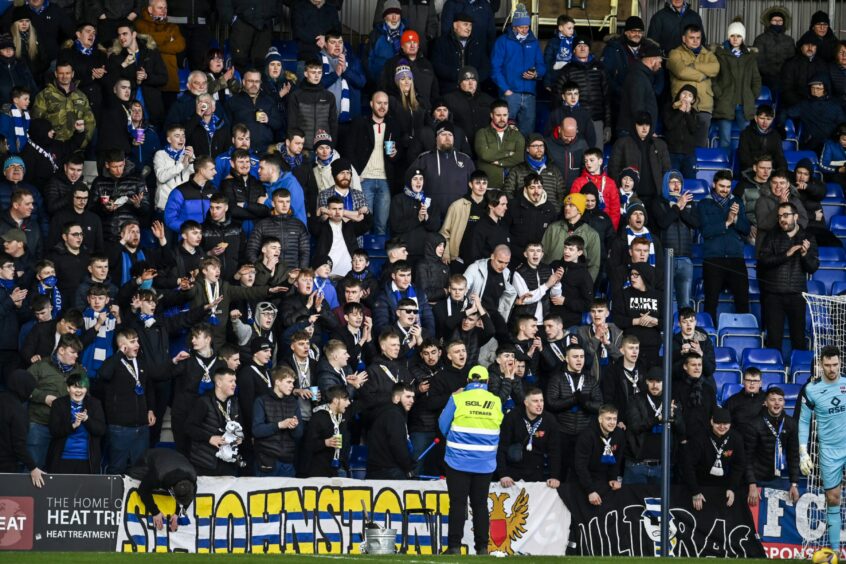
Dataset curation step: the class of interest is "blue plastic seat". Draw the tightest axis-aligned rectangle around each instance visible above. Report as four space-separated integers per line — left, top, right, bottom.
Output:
831 281 846 296
349 445 368 480
785 150 818 172
714 346 739 368
695 147 731 167
812 269 846 294
784 119 800 150
721 334 765 360
759 372 787 387
741 347 785 370
714 370 740 391
825 183 845 200
718 312 759 331
830 214 846 243
756 85 773 107
807 279 826 296
818 247 846 263
363 234 387 251
683 179 709 200
720 383 743 405
822 201 846 226
789 349 814 382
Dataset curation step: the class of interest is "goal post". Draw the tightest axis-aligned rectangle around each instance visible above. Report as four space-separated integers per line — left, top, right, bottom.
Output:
802 293 846 555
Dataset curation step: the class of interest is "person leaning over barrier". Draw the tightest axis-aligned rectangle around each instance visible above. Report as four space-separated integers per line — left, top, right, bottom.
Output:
129 447 198 533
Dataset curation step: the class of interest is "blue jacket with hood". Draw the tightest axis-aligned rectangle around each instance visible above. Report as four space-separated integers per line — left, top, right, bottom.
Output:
491 27 546 96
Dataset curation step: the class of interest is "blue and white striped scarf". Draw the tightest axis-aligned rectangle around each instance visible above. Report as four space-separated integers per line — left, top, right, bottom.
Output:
201 114 222 138
322 52 351 123
81 307 116 378
37 283 62 318
625 227 656 266
10 108 29 153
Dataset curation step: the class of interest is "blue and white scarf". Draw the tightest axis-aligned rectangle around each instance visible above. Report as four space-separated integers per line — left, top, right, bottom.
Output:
317 149 334 167
74 39 93 56
121 248 145 285
711 189 732 208
322 52 351 123
37 283 62 317
392 282 418 306
556 33 573 63
52 352 75 374
164 145 185 162
29 1 48 16
281 148 302 170
526 154 547 173
625 227 656 266
201 115 222 138
403 185 427 203
10 108 29 153
382 22 405 53
81 307 116 378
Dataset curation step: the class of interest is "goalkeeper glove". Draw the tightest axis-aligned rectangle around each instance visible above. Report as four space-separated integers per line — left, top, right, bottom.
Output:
799 445 813 476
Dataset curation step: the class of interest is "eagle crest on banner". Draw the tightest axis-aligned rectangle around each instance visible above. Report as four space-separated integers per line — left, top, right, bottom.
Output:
487 489 529 554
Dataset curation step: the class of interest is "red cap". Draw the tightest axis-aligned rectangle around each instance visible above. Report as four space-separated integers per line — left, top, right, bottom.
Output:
401 30 420 45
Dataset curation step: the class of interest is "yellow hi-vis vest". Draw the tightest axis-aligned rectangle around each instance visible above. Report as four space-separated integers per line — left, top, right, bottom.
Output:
444 386 503 473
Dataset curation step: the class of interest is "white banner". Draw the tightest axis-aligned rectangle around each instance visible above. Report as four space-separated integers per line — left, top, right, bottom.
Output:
115 476 568 555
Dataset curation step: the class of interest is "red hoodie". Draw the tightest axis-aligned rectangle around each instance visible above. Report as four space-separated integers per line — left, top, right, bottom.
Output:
571 170 621 230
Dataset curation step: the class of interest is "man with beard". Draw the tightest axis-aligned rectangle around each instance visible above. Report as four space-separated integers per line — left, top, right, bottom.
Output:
507 175 560 263
745 386 800 506
407 121 475 220
757 201 818 350
503 134 565 213
474 100 524 189
541 193 601 282
418 100 471 156
780 36 827 110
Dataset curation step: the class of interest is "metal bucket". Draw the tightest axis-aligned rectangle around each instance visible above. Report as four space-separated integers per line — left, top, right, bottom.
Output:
364 528 397 555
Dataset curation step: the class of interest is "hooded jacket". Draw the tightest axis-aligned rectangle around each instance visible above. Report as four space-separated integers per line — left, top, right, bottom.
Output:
611 263 663 349
797 23 840 63
414 232 449 304
388 174 442 258
652 171 700 258
407 147 475 215
134 11 185 92
571 171 621 230
442 87 494 141
617 59 659 135
663 85 700 157
541 217 601 282
785 75 846 151
697 191 750 259
780 48 829 109
713 42 761 121
554 55 611 124
752 7 795 83
367 18 407 81
544 126 587 190
0 53 36 110
490 27 546 96
608 130 671 199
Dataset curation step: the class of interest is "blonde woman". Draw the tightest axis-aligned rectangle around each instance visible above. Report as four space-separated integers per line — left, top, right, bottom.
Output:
389 61 427 172
9 7 46 84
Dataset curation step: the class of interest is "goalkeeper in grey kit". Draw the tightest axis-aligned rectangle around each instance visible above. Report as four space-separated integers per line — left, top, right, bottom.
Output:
798 346 846 552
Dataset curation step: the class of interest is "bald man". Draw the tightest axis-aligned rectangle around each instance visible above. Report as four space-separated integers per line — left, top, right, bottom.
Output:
544 117 587 190
463 245 517 342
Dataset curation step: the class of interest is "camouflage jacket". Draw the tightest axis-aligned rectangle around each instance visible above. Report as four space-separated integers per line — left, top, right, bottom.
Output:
32 80 96 147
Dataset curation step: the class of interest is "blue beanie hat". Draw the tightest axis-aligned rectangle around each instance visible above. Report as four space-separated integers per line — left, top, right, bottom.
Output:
512 3 531 27
4 156 24 171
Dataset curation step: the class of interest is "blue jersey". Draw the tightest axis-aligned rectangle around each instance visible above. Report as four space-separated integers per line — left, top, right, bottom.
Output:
799 376 846 457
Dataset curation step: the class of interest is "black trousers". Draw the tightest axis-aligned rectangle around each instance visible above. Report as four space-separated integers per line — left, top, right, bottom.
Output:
229 19 273 73
560 433 577 482
763 292 807 350
702 257 749 323
446 466 492 551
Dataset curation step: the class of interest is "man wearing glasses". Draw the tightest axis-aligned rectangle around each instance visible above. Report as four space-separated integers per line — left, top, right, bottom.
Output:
46 221 91 306
724 367 765 427
47 185 105 255
757 201 819 350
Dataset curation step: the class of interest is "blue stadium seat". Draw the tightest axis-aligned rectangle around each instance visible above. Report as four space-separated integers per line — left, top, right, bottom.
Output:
785 150 818 172
720 383 743 405
789 349 814 382
794 373 811 385
830 214 846 244
812 268 846 294
695 169 717 185
349 445 368 480
783 119 800 150
807 279 826 296
178 68 190 92
695 147 730 166
825 183 845 200
721 335 764 360
760 372 786 387
714 346 740 369
822 200 845 226
363 234 387 252
741 347 785 370
683 179 709 200
718 312 758 331
756 85 773 107
831 280 846 296
818 247 846 263
714 370 740 391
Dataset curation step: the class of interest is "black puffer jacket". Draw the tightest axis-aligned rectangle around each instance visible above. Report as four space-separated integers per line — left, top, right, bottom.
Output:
0 54 37 108
780 54 828 109
430 31 490 94
201 213 245 282
414 233 449 304
737 122 786 171
554 57 610 124
90 161 151 243
752 7 795 84
545 369 602 435
287 81 337 149
651 198 699 259
185 393 241 472
390 183 442 260
245 214 310 268
744 412 800 484
253 393 301 465
442 88 494 141
757 226 819 294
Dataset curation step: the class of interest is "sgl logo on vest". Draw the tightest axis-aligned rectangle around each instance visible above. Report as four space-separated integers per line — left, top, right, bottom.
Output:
465 400 496 409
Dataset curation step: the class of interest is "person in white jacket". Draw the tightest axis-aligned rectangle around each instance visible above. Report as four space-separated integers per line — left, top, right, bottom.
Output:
463 245 517 344
153 125 195 212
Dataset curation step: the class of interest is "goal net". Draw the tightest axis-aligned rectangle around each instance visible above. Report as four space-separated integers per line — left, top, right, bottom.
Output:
802 293 846 556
